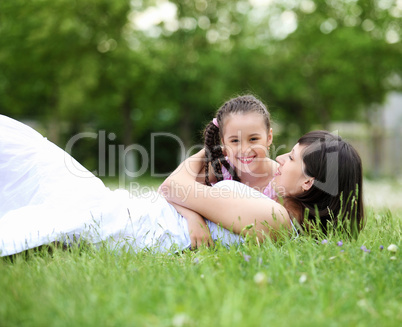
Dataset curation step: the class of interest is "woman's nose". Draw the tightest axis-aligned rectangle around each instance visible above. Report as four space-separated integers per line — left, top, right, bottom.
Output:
276 154 284 165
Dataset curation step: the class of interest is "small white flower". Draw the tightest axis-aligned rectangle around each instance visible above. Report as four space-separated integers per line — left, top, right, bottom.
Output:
387 244 398 252
299 273 307 284
172 314 190 327
390 256 397 261
254 272 267 285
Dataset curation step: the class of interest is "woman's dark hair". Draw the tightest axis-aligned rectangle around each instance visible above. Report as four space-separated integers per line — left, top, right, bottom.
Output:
285 131 364 238
203 95 271 185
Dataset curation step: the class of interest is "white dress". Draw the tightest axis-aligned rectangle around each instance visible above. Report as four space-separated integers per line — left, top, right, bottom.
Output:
0 115 270 256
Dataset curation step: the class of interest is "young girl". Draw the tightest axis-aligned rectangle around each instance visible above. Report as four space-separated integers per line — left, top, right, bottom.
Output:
171 95 279 247
203 95 278 199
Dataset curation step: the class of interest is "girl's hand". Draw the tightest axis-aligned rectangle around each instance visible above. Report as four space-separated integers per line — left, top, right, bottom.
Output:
186 215 214 249
163 200 214 249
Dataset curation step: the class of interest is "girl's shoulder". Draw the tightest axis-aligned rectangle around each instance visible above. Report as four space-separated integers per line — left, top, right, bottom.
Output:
209 157 234 184
220 159 234 180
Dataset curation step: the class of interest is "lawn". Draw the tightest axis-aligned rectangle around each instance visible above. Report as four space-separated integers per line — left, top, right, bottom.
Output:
0 179 401 327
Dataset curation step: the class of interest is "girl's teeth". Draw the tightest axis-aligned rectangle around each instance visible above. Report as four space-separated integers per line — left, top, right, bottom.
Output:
240 157 253 163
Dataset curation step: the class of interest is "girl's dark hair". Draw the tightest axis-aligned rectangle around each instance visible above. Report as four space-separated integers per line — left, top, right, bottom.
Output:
203 95 271 185
285 131 364 238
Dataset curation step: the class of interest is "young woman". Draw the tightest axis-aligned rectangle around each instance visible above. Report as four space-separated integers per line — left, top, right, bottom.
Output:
0 115 364 256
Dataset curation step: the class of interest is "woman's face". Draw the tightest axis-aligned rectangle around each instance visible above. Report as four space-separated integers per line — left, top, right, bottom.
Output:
274 143 312 197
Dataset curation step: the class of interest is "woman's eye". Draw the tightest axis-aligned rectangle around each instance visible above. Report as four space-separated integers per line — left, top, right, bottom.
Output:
289 155 293 161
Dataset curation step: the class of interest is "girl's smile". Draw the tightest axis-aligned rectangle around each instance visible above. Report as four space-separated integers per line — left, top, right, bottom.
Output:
238 156 256 164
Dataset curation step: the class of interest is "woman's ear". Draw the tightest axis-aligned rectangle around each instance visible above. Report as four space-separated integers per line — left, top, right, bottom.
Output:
302 178 314 192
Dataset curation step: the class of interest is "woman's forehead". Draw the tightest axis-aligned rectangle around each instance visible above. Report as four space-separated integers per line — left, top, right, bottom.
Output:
292 143 307 158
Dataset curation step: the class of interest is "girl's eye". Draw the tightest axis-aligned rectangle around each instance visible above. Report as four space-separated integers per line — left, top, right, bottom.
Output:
231 139 239 143
289 155 293 161
250 137 259 141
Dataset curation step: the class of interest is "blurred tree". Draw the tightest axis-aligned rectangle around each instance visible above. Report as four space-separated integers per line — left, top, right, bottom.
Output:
137 0 244 150
0 0 132 142
0 0 155 178
1 0 400 177
257 0 402 174
255 0 402 137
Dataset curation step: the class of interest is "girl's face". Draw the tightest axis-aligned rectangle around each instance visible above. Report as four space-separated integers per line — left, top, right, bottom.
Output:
221 112 272 175
274 143 313 197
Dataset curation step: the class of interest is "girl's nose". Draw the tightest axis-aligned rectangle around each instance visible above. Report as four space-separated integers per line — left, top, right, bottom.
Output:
240 143 249 155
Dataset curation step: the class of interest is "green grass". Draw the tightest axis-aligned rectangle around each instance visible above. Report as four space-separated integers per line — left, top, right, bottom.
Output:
0 180 401 326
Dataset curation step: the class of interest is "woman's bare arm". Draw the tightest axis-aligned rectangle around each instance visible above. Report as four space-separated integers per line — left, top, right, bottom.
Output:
160 150 291 242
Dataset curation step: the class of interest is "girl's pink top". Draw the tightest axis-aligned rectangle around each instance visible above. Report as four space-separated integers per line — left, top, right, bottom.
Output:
219 160 277 200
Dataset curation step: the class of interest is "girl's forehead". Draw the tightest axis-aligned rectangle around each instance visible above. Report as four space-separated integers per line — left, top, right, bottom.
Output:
223 114 267 134
223 112 266 126
225 111 263 119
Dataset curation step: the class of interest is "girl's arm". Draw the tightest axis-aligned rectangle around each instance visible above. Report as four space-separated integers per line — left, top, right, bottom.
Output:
159 149 213 248
160 150 291 241
168 202 213 248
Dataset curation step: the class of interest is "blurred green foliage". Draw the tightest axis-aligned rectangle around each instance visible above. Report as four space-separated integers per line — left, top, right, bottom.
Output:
0 0 401 173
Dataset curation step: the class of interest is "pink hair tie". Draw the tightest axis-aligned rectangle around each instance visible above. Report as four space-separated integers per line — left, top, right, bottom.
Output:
212 118 219 128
